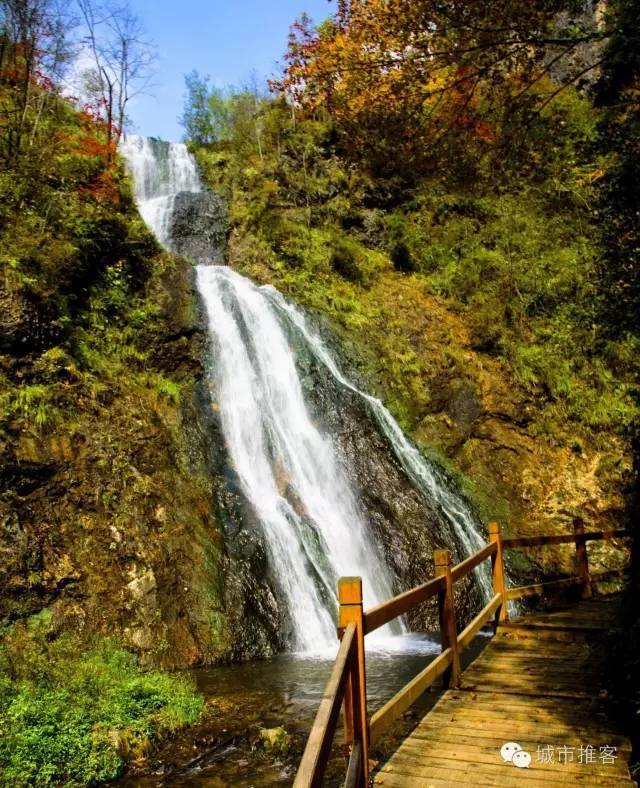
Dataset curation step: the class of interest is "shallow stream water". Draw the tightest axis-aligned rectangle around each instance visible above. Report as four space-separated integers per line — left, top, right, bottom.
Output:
121 632 490 787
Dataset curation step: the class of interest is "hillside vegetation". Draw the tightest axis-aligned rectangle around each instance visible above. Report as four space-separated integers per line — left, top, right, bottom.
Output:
0 12 224 785
185 0 639 544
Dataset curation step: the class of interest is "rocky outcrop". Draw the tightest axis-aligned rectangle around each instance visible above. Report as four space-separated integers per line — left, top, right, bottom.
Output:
0 256 233 668
170 191 228 266
372 276 631 580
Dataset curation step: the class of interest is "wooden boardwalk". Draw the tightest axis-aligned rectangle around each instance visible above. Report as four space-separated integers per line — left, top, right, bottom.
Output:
374 597 635 787
294 521 633 788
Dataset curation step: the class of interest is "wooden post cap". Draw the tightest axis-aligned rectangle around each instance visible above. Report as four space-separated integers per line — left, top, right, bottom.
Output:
338 576 363 604
488 521 501 535
433 549 451 568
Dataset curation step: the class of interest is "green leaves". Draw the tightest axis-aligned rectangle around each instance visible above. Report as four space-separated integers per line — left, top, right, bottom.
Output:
0 627 204 787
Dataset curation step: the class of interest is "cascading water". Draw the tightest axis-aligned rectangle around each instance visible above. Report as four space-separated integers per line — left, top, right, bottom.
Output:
264 290 492 602
121 136 491 651
197 265 400 649
120 135 201 247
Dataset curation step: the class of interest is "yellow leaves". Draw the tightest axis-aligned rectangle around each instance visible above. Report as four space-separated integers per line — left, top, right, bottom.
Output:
575 168 605 186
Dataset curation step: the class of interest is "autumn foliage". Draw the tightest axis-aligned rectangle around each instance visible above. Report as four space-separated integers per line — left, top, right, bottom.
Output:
276 0 605 177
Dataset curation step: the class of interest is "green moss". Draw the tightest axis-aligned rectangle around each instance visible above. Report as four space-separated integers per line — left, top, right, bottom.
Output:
151 375 182 404
2 385 61 431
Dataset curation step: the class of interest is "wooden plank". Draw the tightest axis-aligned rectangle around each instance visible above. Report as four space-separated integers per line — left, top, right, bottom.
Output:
471 652 597 669
435 549 461 688
338 577 368 786
462 670 603 691
499 617 606 633
501 529 630 549
489 522 508 623
374 771 632 788
519 606 614 624
472 661 598 676
385 742 634 779
374 770 633 788
413 719 630 747
373 772 631 788
451 542 496 582
379 752 632 787
487 637 596 654
424 702 615 728
460 681 598 699
573 519 592 599
584 529 630 542
414 703 606 723
494 626 593 643
369 648 453 744
418 720 623 748
396 738 632 777
364 575 444 635
507 576 584 600
443 688 603 705
422 692 619 718
502 534 578 548
293 623 355 788
591 568 628 582
457 593 502 650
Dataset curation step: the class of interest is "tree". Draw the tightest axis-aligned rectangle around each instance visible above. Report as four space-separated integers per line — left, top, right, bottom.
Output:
0 0 74 162
180 70 271 161
180 70 229 145
76 0 156 152
275 1 608 177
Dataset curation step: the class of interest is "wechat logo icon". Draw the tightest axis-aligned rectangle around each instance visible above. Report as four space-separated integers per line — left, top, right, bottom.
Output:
501 742 532 768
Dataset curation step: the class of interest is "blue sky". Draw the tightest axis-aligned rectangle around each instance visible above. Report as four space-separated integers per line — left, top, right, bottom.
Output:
127 0 336 141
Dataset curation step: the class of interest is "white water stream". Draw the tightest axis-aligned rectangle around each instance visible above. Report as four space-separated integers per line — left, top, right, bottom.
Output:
120 135 201 247
121 136 490 651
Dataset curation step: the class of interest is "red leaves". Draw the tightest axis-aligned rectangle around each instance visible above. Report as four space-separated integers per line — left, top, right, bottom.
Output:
79 169 120 203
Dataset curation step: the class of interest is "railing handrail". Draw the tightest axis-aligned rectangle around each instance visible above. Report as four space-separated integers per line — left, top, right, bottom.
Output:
504 519 630 601
502 527 630 550
294 519 630 787
293 622 357 788
364 575 446 635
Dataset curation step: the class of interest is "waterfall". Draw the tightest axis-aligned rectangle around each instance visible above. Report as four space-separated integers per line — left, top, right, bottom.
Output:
265 290 492 601
119 135 201 246
197 266 400 650
121 136 491 652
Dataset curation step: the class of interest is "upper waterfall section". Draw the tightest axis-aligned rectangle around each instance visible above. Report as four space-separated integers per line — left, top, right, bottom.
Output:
120 134 227 265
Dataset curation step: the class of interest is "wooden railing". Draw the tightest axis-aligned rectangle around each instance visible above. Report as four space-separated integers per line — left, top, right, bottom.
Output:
293 520 630 788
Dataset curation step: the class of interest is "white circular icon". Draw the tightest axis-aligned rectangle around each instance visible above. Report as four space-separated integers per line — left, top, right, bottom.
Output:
500 742 522 762
512 750 532 768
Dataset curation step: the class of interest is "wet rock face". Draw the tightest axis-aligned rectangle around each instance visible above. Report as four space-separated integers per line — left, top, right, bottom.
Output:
292 337 482 630
170 191 227 266
215 462 287 660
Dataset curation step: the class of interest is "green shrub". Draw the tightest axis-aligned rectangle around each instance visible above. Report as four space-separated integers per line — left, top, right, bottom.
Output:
330 234 363 282
0 618 203 787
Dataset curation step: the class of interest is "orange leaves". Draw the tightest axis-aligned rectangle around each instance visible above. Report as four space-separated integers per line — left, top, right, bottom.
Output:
80 170 120 203
275 0 578 176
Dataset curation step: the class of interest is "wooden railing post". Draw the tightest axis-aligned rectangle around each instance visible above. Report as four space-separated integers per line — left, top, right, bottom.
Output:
338 577 369 787
573 517 593 599
434 550 461 688
488 522 508 622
